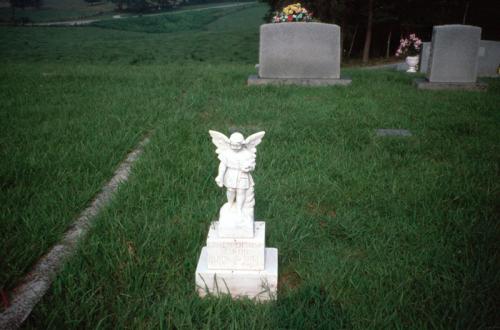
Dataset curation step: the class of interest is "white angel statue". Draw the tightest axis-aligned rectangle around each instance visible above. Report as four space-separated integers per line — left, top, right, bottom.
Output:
209 130 265 231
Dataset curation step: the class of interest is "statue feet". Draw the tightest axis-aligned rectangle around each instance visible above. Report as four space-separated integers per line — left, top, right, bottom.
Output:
218 203 254 238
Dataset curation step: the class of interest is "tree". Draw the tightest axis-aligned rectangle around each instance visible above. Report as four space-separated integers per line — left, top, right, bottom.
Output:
84 0 102 5
361 0 373 63
9 0 42 22
265 0 499 60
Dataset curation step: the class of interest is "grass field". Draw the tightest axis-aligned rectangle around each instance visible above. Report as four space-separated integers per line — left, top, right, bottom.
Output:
1 2 499 328
0 0 115 23
0 0 261 295
0 0 255 23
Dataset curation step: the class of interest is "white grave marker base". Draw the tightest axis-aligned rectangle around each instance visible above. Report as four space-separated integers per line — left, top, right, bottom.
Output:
207 222 265 270
196 247 278 301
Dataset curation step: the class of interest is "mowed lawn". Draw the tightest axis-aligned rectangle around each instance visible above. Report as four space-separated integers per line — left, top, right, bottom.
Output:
1 3 499 328
0 0 115 23
0 3 264 292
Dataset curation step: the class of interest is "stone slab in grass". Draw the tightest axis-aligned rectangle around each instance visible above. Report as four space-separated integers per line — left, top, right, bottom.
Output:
376 129 413 137
196 246 278 301
414 78 488 91
396 62 409 71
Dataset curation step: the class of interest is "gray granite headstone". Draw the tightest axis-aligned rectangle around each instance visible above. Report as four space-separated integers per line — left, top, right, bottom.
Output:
419 40 499 77
427 25 481 83
258 22 340 79
418 42 431 73
477 40 500 77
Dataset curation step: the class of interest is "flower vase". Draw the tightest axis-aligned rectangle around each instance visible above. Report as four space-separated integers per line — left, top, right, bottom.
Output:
405 55 419 73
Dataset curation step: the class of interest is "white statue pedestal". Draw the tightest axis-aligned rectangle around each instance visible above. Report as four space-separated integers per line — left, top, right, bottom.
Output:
195 221 278 301
208 221 265 270
197 130 278 300
218 203 254 238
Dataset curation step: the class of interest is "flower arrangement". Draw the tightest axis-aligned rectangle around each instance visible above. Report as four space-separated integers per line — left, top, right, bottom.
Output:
395 34 422 57
272 3 313 23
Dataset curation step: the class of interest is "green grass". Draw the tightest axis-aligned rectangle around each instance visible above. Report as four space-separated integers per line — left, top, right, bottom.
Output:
0 0 265 294
1 4 263 65
0 0 115 23
1 2 499 328
21 67 500 328
90 4 255 33
0 0 255 23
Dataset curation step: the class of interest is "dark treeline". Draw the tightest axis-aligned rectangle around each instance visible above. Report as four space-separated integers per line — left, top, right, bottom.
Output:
265 0 500 62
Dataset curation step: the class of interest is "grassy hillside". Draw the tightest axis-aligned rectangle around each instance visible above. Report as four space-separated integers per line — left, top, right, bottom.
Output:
1 5 263 64
1 2 499 328
0 0 114 23
0 1 264 293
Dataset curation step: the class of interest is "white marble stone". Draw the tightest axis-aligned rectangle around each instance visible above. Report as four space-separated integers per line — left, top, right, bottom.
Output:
207 221 265 270
209 130 265 237
218 203 254 238
195 130 278 301
196 247 278 301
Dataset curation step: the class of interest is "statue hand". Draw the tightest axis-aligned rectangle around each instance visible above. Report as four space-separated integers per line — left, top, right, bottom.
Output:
215 176 223 187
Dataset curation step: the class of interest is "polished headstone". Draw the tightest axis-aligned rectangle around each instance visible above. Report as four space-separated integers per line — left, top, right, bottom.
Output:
419 42 431 74
258 22 341 79
427 25 481 83
477 40 500 77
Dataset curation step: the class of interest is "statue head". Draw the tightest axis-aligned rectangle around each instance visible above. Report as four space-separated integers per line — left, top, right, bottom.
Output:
229 132 244 150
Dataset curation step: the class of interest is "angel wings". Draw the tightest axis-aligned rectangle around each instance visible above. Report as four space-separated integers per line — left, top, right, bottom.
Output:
209 130 265 155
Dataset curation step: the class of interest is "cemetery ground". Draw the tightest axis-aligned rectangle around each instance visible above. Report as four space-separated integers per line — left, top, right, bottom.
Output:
1 3 499 328
0 0 253 24
0 0 116 23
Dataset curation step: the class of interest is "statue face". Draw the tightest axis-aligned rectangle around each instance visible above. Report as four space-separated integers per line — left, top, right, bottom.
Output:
229 132 244 151
230 142 243 151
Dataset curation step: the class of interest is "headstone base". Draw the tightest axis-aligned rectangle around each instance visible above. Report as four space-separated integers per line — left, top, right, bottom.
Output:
414 78 487 91
207 221 265 270
247 75 352 86
195 247 278 301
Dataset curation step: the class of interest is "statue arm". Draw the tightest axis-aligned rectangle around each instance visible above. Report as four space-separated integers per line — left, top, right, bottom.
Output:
215 162 226 187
